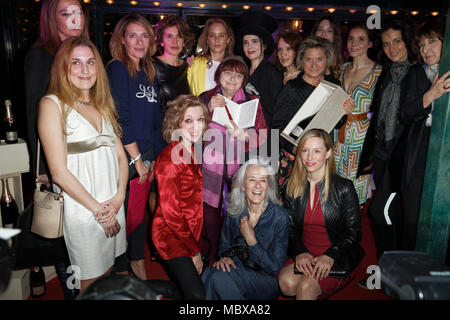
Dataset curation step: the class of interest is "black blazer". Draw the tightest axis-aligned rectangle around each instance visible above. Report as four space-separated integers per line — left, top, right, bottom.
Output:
282 174 364 273
398 64 432 193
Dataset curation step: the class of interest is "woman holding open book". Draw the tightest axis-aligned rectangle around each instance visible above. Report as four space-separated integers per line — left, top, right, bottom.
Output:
199 56 268 264
272 37 354 188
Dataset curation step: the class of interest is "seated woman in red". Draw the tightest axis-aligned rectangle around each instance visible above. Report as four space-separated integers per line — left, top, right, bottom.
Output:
278 129 364 300
151 94 209 300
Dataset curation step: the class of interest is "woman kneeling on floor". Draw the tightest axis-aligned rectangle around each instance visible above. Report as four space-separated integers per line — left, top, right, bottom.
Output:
202 157 289 300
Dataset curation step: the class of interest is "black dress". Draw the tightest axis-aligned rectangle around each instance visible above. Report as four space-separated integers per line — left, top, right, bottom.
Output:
398 64 432 250
24 46 54 177
247 60 283 128
153 58 190 114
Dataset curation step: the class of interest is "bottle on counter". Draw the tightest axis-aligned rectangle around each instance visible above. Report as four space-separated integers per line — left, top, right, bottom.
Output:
1 178 19 228
3 99 18 144
30 267 46 298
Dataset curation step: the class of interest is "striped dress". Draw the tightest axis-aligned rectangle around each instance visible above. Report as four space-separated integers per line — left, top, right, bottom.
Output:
334 62 382 204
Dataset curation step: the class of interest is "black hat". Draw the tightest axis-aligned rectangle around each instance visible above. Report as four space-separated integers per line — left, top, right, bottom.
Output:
235 10 278 59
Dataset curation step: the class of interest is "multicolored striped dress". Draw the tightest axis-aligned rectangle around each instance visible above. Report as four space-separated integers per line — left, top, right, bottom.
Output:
334 62 382 204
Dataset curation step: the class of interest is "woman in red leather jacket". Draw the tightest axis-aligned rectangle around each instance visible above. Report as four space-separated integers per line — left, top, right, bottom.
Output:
151 94 209 300
278 129 364 300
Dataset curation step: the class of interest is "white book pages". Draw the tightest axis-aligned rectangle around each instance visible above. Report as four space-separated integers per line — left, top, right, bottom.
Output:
212 95 259 129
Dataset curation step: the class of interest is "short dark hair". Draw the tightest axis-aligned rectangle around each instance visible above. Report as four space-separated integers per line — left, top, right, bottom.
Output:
155 15 194 56
214 56 249 88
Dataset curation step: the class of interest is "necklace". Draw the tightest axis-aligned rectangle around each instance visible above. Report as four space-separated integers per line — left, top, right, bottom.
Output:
77 100 92 106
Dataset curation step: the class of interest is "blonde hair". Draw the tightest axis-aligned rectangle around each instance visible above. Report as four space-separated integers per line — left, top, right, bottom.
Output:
47 37 121 137
109 14 156 85
162 94 209 143
36 0 90 55
196 18 235 67
286 129 336 202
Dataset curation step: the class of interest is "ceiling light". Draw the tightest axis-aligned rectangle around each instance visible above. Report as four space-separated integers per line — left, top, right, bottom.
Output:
153 1 160 6
285 6 294 12
264 6 272 11
349 9 357 14
431 11 439 16
242 5 250 10
328 8 336 13
306 8 314 12
411 10 419 15
390 10 398 15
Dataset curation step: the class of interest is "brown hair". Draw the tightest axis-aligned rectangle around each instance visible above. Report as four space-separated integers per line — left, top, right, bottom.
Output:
286 129 335 202
47 37 121 137
196 17 235 67
109 14 156 85
311 16 343 77
214 56 249 88
35 0 90 55
274 31 303 70
162 94 209 143
415 20 445 64
155 15 194 56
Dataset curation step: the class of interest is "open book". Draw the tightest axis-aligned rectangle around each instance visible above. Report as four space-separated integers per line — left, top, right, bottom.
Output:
212 95 259 129
281 80 350 146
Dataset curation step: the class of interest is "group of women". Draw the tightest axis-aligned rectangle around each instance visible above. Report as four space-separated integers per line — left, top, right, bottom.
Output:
25 0 449 300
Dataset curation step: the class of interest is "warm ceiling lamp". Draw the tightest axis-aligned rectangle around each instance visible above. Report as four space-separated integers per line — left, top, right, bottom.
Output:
130 0 138 5
285 6 294 12
264 6 272 11
390 10 398 15
106 0 114 4
34 0 40 2
369 8 378 14
160 15 165 20
328 8 336 13
176 2 183 7
153 1 160 6
83 0 90 3
221 4 228 9
242 5 250 10
199 3 206 8
431 11 439 16
349 9 357 14
411 10 419 15
306 8 314 12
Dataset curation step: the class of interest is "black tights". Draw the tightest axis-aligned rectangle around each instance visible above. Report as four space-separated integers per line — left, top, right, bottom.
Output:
165 256 205 300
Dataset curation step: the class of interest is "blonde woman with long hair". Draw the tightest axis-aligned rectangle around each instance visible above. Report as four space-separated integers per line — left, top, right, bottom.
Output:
107 13 166 280
278 129 364 300
38 37 128 292
187 17 235 96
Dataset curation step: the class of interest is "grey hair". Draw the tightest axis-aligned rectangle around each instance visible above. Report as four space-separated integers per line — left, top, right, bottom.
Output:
296 36 334 74
226 157 281 218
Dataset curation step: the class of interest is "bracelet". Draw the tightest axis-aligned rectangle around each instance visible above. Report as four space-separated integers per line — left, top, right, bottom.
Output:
129 153 142 165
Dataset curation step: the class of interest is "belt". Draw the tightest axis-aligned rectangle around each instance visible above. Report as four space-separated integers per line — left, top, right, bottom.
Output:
338 113 368 144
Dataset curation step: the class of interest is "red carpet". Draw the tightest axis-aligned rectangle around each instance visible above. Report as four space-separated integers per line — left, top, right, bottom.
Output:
29 200 389 300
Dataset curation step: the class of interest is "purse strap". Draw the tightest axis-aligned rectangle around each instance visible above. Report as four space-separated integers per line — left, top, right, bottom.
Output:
36 138 64 197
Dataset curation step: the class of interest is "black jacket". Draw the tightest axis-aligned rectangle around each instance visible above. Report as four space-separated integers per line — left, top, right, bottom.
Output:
247 60 283 128
282 174 364 273
153 58 190 114
398 63 432 192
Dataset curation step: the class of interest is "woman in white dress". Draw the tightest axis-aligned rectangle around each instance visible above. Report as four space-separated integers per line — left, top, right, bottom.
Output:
38 37 128 291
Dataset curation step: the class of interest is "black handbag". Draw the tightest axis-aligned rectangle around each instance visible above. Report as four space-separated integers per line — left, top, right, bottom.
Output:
12 203 70 269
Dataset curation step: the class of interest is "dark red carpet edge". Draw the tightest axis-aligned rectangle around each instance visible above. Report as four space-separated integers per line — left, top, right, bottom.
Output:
29 200 389 300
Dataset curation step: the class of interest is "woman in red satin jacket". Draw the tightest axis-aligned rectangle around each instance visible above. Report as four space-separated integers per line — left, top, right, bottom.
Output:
151 94 210 300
